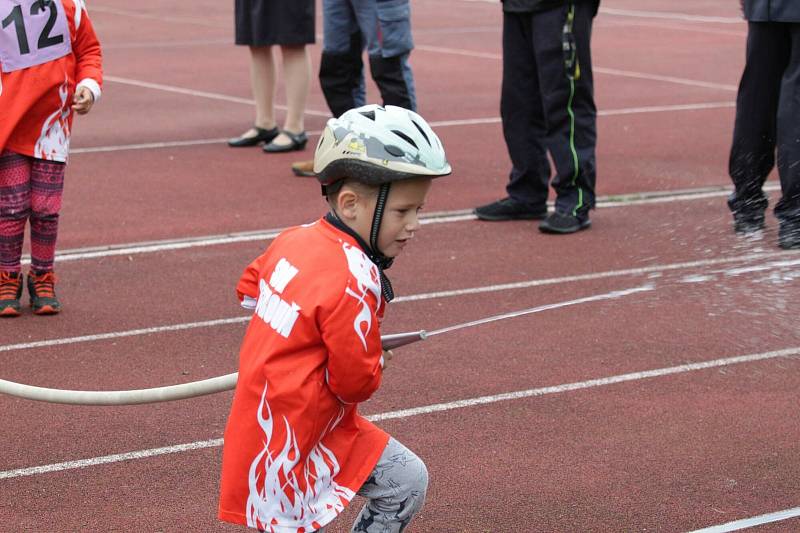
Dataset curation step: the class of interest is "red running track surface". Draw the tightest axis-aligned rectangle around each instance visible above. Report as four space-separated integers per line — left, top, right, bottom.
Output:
2 1 799 532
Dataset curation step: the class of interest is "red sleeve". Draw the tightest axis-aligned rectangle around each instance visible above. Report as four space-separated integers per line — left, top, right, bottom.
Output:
236 255 266 304
320 274 384 404
70 0 103 87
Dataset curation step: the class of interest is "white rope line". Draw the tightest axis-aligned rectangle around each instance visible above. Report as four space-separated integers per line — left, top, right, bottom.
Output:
0 373 238 406
0 288 648 405
4 345 799 480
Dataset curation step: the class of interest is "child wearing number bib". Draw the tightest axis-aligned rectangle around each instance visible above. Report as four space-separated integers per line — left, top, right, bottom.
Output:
0 0 102 316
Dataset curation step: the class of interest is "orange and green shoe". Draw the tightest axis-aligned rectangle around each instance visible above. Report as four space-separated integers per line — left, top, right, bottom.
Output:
27 270 61 315
0 271 23 317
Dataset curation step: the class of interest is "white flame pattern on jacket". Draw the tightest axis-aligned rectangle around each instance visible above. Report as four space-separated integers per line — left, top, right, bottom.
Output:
34 77 71 161
342 242 382 351
246 381 356 531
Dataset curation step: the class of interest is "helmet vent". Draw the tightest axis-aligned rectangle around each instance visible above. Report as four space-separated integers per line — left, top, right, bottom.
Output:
391 130 417 149
384 145 405 157
360 110 376 121
411 120 431 145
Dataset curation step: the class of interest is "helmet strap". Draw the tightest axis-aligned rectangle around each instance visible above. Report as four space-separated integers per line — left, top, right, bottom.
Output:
324 206 395 302
368 183 395 301
370 183 391 252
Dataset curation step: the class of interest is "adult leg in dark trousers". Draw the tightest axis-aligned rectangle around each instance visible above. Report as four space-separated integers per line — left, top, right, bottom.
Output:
475 1 597 234
319 30 366 118
318 0 415 114
728 22 800 249
293 0 416 177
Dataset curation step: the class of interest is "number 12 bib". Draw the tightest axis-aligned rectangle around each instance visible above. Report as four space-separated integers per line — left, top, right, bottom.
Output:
0 0 71 73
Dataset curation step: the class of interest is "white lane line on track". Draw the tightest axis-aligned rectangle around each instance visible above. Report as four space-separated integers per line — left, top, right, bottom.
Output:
593 67 737 92
450 1 745 24
104 28 500 50
3 346 798 480
598 8 744 25
414 44 738 91
3 248 797 354
96 1 745 28
21 181 776 266
0 439 225 480
88 5 221 27
104 76 331 117
688 507 800 533
596 19 746 38
414 44 500 60
103 38 232 50
71 137 231 153
70 100 735 154
0 317 248 353
104 50 733 117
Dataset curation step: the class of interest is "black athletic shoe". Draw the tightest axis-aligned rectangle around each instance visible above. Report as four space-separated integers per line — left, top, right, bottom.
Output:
778 222 800 250
474 197 547 221
733 210 766 234
538 211 591 234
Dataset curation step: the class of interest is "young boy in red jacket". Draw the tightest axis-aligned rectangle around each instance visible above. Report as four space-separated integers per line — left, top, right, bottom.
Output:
0 0 103 315
219 104 451 532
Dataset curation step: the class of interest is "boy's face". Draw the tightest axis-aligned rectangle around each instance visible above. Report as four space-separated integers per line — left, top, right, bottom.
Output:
339 178 433 258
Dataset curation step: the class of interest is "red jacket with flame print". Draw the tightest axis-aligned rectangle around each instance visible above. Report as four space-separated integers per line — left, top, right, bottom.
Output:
0 0 102 162
219 218 390 532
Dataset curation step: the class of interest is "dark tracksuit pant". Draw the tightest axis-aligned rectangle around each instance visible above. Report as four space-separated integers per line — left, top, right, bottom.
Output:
728 21 800 226
502 1 597 219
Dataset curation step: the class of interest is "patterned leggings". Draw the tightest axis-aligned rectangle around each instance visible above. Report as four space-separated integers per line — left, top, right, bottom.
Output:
316 437 429 533
0 150 65 273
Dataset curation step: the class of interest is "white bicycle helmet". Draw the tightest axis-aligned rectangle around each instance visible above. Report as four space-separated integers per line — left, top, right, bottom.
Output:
314 104 451 191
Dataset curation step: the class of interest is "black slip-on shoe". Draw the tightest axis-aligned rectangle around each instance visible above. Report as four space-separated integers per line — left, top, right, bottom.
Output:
263 131 308 153
538 211 591 234
474 197 547 221
227 126 279 147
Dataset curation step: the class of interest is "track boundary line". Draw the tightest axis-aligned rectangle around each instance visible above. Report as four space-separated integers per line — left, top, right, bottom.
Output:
596 19 745 38
449 1 744 24
105 54 734 115
412 45 737 91
71 101 735 154
3 346 798 480
88 5 221 27
23 182 778 265
104 76 331 116
688 506 800 532
104 38 232 50
3 247 797 354
598 7 744 25
103 26 504 50
94 1 745 29
593 67 737 92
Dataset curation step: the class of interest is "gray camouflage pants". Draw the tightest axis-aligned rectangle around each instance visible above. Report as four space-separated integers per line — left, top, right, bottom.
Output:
317 437 429 533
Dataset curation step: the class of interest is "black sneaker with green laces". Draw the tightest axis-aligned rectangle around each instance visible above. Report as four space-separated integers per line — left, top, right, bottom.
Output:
28 270 61 315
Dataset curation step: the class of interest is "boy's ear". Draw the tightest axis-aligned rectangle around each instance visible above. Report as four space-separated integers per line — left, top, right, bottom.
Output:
336 189 359 220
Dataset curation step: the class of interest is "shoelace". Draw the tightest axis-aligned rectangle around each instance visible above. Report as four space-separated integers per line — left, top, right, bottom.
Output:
31 272 56 298
0 272 21 299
